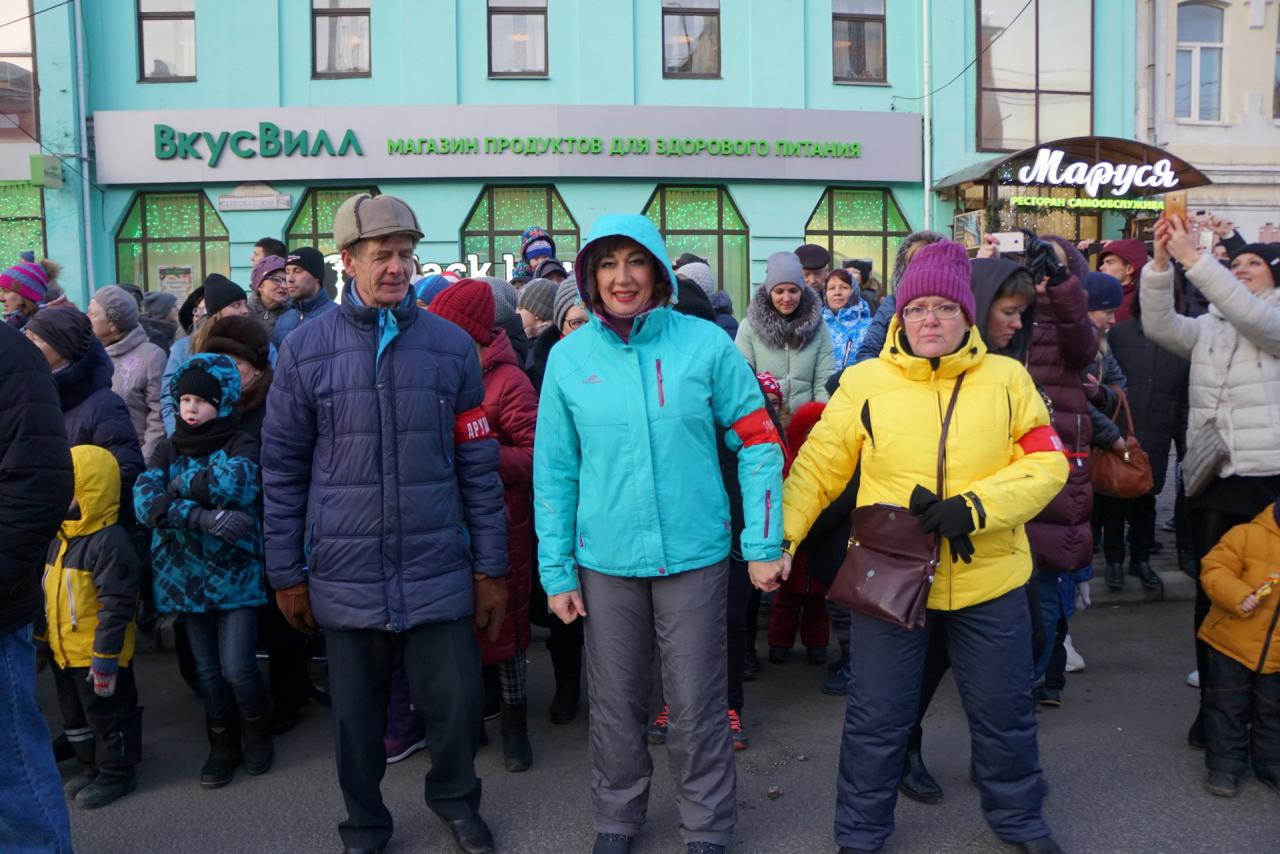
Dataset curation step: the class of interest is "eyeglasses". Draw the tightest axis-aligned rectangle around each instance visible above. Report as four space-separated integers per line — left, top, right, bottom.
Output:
565 317 588 330
901 303 963 323
264 274 287 284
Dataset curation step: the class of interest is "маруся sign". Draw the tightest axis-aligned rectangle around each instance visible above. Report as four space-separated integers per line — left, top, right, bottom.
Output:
92 104 922 185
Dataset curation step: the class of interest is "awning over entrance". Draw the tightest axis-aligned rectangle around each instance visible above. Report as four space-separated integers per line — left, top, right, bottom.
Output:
933 136 1212 194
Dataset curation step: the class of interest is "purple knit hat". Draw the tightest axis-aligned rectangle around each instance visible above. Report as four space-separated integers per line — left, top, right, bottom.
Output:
894 240 977 324
0 261 50 303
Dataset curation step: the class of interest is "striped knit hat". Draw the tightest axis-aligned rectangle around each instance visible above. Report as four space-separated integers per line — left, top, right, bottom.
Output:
0 262 50 303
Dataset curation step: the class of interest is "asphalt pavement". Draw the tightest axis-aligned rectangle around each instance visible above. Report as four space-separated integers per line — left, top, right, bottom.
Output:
42 598 1275 854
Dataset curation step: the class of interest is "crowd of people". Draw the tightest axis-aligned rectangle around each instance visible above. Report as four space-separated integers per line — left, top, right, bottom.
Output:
1 192 1277 854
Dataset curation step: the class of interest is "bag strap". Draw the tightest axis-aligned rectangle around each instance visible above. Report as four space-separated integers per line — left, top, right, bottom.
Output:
936 372 967 498
1109 387 1137 438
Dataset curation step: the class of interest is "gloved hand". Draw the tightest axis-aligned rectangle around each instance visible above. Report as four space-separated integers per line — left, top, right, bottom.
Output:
908 484 940 517
188 508 255 543
1024 233 1069 286
918 495 976 540
948 534 976 564
88 657 119 698
276 583 318 636
911 487 974 563
473 575 509 643
1076 579 1092 612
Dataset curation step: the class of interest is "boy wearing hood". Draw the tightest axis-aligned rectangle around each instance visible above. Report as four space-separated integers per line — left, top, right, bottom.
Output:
39 445 144 810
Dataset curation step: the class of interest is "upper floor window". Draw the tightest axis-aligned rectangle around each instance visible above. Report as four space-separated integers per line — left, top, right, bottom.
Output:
833 0 886 83
1175 3 1224 122
489 1 548 78
138 0 195 82
313 0 371 78
663 1 720 78
977 0 1092 151
0 0 37 140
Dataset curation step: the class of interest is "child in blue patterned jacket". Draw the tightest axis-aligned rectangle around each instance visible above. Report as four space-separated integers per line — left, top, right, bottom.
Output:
134 352 272 789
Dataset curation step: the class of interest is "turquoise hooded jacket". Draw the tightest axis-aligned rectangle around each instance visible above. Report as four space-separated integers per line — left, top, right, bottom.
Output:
533 214 784 596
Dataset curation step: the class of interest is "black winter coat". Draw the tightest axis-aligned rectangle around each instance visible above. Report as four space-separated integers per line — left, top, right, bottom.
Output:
0 323 73 635
1107 318 1190 495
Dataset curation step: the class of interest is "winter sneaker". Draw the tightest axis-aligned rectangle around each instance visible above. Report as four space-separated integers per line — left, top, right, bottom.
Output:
727 708 748 750
768 645 790 665
647 705 670 745
63 767 98 799
822 662 850 696
385 734 427 764
1035 687 1062 707
1105 562 1125 591
592 832 633 854
1186 669 1200 689
1063 635 1085 673
1205 770 1240 797
1133 560 1162 590
806 645 828 665
75 771 137 810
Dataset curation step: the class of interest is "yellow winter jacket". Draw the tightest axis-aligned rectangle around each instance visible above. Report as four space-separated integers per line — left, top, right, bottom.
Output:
1198 506 1280 674
39 445 139 669
783 321 1069 611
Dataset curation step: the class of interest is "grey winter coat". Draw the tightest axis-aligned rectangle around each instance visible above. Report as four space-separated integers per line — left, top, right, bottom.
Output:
735 282 834 405
104 326 166 461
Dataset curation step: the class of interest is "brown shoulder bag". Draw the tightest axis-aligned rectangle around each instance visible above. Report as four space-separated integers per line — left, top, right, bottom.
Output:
1091 389 1154 499
826 373 965 630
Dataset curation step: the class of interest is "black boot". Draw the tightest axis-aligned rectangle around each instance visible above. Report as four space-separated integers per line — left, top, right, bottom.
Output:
1132 560 1162 590
201 715 242 788
500 700 533 772
241 708 275 775
482 665 501 721
1105 562 1125 590
51 731 76 763
548 643 582 725
899 749 943 804
75 770 138 809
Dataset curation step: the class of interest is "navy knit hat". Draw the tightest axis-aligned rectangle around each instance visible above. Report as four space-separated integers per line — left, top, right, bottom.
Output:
202 274 246 318
1082 272 1124 312
1233 243 1280 287
521 226 556 263
285 247 327 284
175 364 224 410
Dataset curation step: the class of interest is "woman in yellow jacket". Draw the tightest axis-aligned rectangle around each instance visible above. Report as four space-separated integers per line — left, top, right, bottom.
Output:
781 241 1069 854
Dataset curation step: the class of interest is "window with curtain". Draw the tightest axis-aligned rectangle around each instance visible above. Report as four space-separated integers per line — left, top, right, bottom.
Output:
0 0 37 141
0 182 44 261
138 0 196 82
1175 3 1224 121
977 0 1093 151
461 186 578 270
312 0 371 78
804 188 911 292
643 185 748 311
833 0 886 83
663 1 721 78
286 187 377 256
116 192 229 294
488 1 548 77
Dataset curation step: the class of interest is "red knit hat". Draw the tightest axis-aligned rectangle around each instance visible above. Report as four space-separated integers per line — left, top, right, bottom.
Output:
894 240 977 325
1099 239 1148 281
428 277 496 345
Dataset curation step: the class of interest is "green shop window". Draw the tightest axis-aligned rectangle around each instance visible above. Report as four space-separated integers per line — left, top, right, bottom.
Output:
462 186 578 273
804 187 911 291
643 185 748 313
287 186 377 256
116 192 229 295
0 182 45 262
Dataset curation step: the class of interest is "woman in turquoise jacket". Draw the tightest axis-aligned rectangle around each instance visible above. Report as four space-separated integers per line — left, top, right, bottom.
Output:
534 214 786 854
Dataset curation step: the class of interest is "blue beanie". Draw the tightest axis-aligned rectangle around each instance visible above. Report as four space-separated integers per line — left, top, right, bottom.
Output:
414 274 451 307
1082 272 1124 312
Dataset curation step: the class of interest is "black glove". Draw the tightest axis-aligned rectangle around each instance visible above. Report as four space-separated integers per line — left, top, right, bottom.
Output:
919 495 976 541
188 508 255 543
948 534 975 564
1024 233 1068 286
908 485 940 517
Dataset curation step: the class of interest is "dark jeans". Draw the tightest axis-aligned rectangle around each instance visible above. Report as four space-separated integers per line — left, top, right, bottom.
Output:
837 589 1048 851
184 607 269 722
52 663 142 778
258 598 312 716
726 556 750 711
1032 569 1063 687
1202 647 1280 783
1097 494 1156 563
326 619 483 850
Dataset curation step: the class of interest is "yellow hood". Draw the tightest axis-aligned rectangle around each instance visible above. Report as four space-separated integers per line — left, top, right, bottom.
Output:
62 444 120 539
879 317 988 381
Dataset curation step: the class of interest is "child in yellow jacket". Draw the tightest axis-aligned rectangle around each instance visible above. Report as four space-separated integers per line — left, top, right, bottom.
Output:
1197 502 1280 799
37 444 143 809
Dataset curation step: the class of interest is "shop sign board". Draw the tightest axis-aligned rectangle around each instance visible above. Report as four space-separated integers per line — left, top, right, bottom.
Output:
217 193 293 211
1015 148 1180 198
92 104 922 185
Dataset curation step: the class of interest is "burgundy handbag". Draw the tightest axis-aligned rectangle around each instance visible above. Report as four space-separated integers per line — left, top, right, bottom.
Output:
826 374 965 629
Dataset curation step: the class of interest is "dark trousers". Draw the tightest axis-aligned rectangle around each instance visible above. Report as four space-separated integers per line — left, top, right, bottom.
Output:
1097 494 1156 564
184 607 269 722
52 663 142 779
837 589 1049 850
1202 647 1280 784
1191 509 1257 703
768 591 831 649
725 556 750 711
258 598 311 716
326 619 483 849
827 599 852 667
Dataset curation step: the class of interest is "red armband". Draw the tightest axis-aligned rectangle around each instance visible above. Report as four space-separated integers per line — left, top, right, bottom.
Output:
455 406 493 443
731 407 782 449
1017 425 1066 455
